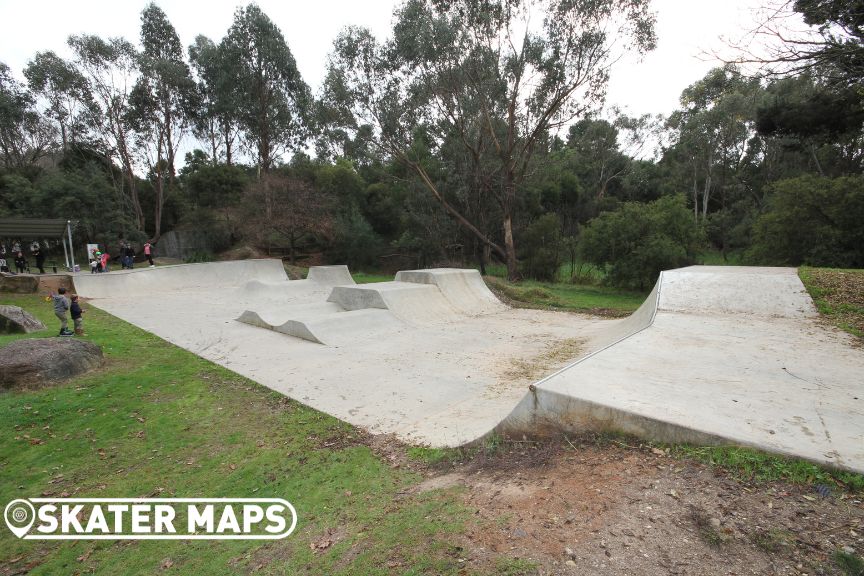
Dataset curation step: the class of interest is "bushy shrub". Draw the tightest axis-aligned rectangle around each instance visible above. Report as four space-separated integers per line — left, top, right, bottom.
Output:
327 207 384 269
579 194 703 290
747 175 864 267
519 213 563 281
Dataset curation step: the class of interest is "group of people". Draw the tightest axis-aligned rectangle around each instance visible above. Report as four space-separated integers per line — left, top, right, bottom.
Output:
50 287 85 337
89 241 155 274
0 241 47 274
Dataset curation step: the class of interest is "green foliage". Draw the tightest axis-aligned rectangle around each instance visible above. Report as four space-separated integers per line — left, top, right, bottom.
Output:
519 213 563 281
181 156 248 208
668 444 864 491
835 549 864 576
748 175 864 267
222 4 310 171
579 195 703 290
327 207 384 269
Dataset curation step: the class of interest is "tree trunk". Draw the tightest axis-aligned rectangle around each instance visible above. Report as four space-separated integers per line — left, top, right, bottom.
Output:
503 215 518 281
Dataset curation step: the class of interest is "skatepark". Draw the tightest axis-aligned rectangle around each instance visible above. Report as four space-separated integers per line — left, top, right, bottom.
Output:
72 261 864 474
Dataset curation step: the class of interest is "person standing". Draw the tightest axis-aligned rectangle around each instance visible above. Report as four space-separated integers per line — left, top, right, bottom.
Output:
143 242 154 267
33 246 45 274
70 294 86 336
52 287 73 336
14 252 27 274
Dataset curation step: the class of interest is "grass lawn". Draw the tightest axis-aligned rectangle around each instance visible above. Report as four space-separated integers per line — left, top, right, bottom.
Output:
0 294 469 575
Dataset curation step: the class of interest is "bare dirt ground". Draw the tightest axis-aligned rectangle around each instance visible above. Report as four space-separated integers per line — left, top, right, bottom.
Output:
397 438 864 576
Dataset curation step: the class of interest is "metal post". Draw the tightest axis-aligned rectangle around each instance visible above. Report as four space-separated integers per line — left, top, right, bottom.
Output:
61 234 70 270
67 220 75 272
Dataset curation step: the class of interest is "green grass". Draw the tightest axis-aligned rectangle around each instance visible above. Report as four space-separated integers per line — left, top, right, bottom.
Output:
666 444 864 491
835 549 864 576
0 294 472 575
351 272 392 284
485 276 645 313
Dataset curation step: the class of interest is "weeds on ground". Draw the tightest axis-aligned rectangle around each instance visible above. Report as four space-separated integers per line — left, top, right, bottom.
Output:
835 550 864 576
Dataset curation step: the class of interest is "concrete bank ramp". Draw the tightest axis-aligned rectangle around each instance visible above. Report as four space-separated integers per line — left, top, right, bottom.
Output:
496 266 864 473
74 259 288 299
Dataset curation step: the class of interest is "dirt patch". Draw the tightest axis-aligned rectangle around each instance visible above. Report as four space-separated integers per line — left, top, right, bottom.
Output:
423 439 864 575
503 338 584 382
806 269 864 339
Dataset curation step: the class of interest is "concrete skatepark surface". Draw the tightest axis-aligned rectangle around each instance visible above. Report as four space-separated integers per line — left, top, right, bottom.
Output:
73 261 864 473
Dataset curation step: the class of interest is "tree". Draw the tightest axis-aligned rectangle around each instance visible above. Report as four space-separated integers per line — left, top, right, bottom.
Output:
728 0 864 86
580 195 703 290
188 35 241 165
665 66 761 221
67 34 144 231
222 5 311 173
24 51 94 151
748 174 864 267
241 172 334 262
323 0 656 279
128 3 197 241
0 62 54 168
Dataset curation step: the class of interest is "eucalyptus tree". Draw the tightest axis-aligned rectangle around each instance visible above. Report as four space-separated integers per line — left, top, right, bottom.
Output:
666 66 761 221
67 34 143 230
323 0 656 279
24 51 94 150
189 35 240 165
0 62 54 168
128 3 197 241
222 4 311 173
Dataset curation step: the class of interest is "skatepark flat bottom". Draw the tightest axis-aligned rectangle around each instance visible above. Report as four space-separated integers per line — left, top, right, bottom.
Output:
73 261 864 473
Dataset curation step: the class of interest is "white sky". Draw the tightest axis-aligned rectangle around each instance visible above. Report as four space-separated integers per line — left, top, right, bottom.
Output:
0 0 767 153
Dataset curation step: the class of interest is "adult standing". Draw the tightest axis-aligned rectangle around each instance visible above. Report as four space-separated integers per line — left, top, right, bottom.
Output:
143 242 154 267
124 243 135 269
33 245 45 274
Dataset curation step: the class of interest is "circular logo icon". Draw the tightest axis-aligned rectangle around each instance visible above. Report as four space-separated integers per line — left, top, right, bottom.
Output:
4 499 35 538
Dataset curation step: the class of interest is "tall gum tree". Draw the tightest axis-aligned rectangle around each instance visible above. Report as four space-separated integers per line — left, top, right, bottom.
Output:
222 4 311 174
322 0 656 279
128 3 197 242
67 34 144 231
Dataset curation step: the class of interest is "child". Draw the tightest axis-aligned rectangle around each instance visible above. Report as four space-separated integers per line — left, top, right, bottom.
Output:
52 287 73 336
70 294 86 336
14 252 27 274
143 242 154 267
90 258 98 274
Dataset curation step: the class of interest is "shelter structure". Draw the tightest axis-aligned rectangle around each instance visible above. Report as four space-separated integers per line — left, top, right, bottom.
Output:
0 218 77 271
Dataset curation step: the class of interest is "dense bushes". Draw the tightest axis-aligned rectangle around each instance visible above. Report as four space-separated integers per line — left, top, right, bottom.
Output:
748 175 864 268
519 213 563 281
579 195 703 290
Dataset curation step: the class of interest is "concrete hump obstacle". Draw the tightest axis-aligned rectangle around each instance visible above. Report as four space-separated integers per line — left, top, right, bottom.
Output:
394 268 505 315
74 259 287 299
237 308 403 346
306 265 355 286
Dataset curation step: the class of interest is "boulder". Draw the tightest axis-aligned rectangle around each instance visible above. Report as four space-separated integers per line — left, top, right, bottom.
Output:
0 338 103 390
0 305 45 333
0 274 38 294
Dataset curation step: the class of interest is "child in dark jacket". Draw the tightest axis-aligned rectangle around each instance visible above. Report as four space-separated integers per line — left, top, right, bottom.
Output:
70 294 86 336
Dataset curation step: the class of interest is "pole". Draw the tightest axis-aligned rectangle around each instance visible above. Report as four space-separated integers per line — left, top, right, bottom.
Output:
67 220 76 272
61 234 69 270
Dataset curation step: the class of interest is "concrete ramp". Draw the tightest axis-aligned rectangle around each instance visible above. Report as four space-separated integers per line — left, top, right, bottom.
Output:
496 266 864 473
74 259 287 299
395 268 505 315
327 281 463 324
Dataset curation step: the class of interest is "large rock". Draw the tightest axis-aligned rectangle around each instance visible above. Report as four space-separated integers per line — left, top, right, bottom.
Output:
0 338 103 390
0 305 45 333
0 274 38 294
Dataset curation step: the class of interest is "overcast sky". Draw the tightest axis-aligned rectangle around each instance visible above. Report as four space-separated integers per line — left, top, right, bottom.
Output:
0 0 769 158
